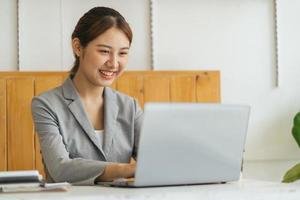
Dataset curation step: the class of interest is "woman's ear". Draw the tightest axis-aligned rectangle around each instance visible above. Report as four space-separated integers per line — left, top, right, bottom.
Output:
72 38 81 57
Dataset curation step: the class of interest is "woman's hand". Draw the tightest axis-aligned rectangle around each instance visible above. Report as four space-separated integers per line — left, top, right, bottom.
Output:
97 162 136 182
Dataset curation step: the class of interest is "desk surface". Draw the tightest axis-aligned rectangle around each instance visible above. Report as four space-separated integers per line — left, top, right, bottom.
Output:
0 179 299 200
1 160 300 199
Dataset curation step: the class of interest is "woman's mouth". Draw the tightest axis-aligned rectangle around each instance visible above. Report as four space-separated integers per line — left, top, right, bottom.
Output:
99 69 117 80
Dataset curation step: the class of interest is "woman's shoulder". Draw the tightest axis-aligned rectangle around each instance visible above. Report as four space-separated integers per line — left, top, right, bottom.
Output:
105 87 141 109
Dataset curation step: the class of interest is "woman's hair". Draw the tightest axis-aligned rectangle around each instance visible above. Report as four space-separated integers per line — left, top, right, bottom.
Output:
70 7 133 76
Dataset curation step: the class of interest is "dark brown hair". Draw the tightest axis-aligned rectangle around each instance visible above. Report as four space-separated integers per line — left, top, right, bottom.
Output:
70 7 133 76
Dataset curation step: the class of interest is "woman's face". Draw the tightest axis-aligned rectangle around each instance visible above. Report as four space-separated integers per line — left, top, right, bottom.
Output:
75 27 130 87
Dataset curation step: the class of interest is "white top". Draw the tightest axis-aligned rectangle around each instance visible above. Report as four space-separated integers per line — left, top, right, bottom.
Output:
94 130 104 149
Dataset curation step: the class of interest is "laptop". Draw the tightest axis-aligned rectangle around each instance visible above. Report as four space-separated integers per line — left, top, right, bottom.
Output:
97 103 250 187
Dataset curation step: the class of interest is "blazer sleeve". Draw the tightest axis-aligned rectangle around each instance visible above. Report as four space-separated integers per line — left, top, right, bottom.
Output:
132 99 144 160
31 96 108 185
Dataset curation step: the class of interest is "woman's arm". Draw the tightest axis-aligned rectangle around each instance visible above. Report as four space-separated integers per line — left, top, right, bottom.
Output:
96 162 136 182
32 97 108 185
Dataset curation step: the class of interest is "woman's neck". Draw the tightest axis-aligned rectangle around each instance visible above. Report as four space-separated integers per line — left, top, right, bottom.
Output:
72 73 104 102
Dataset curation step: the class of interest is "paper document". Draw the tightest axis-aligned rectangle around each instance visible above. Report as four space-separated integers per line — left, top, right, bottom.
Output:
0 182 71 193
0 170 71 193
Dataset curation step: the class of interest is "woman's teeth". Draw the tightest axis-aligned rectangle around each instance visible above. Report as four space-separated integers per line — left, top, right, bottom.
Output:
99 70 117 79
99 70 114 76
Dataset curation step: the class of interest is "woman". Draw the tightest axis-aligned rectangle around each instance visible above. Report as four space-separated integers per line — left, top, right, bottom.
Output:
31 7 143 185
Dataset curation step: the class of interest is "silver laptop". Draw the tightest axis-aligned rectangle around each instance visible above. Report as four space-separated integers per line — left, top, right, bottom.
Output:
98 103 250 187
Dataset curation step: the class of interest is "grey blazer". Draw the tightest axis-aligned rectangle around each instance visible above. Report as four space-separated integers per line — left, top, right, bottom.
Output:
31 77 143 185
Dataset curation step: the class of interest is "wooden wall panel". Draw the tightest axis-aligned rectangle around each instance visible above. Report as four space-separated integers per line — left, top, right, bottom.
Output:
144 76 170 103
62 73 69 80
196 72 221 103
170 76 196 102
35 76 64 95
7 78 35 170
0 71 220 172
34 76 64 177
117 75 144 107
0 79 7 171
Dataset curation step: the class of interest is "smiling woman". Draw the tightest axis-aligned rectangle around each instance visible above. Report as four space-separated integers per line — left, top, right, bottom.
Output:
70 7 133 85
72 27 130 87
31 7 142 185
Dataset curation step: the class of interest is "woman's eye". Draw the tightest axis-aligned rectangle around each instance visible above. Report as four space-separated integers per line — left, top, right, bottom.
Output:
119 52 128 56
99 50 110 54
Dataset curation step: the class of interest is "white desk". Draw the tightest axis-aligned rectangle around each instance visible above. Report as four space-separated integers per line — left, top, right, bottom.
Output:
1 160 300 200
0 179 299 200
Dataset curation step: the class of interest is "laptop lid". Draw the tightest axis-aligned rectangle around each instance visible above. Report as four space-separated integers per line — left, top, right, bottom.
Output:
133 103 250 187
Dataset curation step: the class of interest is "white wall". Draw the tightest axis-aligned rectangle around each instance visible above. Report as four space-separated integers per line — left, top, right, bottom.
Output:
18 0 62 70
0 0 17 70
154 0 300 161
1 0 300 161
60 0 151 71
18 0 151 70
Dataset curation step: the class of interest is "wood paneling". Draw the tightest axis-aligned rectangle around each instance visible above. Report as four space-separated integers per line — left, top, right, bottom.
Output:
117 74 144 107
35 76 64 95
0 70 220 173
170 76 196 102
7 78 35 170
196 72 221 103
0 79 7 171
144 76 170 103
0 72 67 77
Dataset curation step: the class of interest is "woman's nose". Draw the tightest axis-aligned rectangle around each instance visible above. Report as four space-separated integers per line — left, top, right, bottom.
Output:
107 55 119 68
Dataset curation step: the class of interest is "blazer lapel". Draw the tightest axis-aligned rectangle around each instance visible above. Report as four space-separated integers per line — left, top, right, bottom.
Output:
62 78 107 160
103 87 119 161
